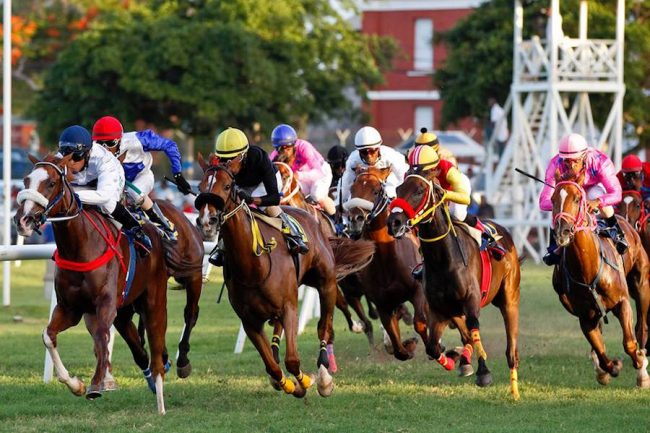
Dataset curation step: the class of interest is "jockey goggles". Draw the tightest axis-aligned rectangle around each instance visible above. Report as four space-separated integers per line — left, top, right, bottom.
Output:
94 138 120 149
59 143 88 162
359 148 379 157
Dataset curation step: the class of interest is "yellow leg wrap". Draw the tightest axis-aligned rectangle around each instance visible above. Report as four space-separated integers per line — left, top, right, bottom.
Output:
510 368 520 400
271 334 281 349
471 329 488 360
296 372 312 390
279 376 295 395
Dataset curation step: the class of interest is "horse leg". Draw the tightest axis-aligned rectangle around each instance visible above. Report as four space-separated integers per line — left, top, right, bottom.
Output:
86 299 117 400
142 289 169 415
83 314 117 392
449 316 474 377
43 305 85 396
425 316 453 371
496 294 521 399
627 268 650 353
113 307 153 391
580 316 620 384
242 320 294 395
466 314 492 387
612 298 650 387
396 303 414 326
271 320 283 365
346 294 374 345
314 276 337 395
280 305 311 398
176 274 202 379
411 285 429 346
367 297 379 320
335 287 362 333
377 308 416 361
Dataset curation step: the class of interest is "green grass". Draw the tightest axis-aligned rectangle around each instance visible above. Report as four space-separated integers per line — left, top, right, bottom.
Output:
1 261 650 433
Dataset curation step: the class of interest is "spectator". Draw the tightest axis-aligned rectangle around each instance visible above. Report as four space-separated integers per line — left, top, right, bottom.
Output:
488 97 509 157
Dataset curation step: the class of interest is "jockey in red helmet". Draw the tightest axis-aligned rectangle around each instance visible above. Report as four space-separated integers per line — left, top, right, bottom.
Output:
92 116 192 241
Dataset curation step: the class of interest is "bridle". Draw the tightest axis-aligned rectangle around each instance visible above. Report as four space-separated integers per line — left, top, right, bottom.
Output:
389 173 453 242
16 161 82 232
196 164 245 230
552 180 597 239
274 162 300 204
343 171 391 230
621 190 649 231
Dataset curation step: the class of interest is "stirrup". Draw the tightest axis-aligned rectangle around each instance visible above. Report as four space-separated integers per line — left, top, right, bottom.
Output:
285 235 309 255
128 229 152 258
542 251 560 266
208 250 225 267
412 263 424 280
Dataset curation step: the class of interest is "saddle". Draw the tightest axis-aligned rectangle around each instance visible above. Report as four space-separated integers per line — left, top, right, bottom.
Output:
455 220 502 251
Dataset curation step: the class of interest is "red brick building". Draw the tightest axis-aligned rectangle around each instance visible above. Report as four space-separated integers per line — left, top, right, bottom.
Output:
361 0 485 146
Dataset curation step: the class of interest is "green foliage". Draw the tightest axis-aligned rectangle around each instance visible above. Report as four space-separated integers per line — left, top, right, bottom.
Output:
435 0 650 147
31 0 396 145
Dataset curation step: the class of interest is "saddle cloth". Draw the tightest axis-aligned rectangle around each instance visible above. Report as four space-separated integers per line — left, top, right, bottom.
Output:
250 209 308 243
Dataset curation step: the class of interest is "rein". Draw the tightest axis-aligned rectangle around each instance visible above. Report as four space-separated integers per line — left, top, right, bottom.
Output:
552 181 597 233
274 162 300 204
621 190 649 231
344 171 391 229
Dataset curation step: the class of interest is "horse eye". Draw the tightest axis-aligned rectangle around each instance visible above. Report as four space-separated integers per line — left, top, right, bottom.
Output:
574 197 580 204
224 184 231 191
209 217 219 225
49 181 56 188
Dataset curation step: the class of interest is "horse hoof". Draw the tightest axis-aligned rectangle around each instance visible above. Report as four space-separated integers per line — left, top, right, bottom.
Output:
637 375 650 388
317 365 334 398
611 359 623 377
177 363 192 379
292 383 308 399
101 379 118 392
269 377 283 391
328 353 338 374
476 372 492 387
459 364 474 377
351 321 365 334
596 372 611 386
68 377 86 396
85 385 102 400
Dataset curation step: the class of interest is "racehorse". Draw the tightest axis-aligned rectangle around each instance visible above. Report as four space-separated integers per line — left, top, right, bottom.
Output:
387 169 521 399
195 158 374 397
14 154 171 414
549 171 650 387
344 166 429 359
618 190 650 255
274 160 371 337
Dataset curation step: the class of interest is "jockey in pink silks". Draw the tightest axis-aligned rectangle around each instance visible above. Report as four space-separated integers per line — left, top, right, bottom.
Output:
538 133 627 265
270 124 335 216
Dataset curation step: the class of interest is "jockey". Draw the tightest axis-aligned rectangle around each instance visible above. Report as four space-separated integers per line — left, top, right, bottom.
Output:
269 124 336 216
340 126 409 203
205 127 308 267
57 125 152 257
327 145 348 189
617 154 650 200
539 133 627 266
92 116 192 241
416 128 457 166
408 146 505 280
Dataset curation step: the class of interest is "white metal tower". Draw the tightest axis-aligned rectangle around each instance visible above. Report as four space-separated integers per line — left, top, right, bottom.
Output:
483 0 626 262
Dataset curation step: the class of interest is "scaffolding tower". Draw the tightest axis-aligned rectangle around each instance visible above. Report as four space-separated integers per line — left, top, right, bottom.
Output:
484 0 626 262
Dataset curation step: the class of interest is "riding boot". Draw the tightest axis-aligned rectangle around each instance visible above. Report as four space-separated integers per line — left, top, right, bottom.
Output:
208 239 225 267
606 215 629 255
542 229 560 266
279 212 309 254
111 202 152 257
145 202 178 241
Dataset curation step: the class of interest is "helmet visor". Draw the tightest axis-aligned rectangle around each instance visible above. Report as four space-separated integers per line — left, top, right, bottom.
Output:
59 142 88 161
95 139 120 149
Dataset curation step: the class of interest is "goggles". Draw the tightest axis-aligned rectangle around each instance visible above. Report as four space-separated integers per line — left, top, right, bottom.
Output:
95 138 120 149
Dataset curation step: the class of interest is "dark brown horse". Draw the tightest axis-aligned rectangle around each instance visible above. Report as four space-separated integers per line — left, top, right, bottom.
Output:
195 160 374 397
618 190 650 253
274 161 371 337
387 170 521 399
14 155 170 414
345 167 429 360
550 173 650 387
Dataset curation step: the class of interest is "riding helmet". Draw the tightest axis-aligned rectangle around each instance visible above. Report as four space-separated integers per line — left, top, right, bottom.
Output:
58 125 93 155
215 127 250 158
354 126 382 149
271 124 297 148
92 116 124 141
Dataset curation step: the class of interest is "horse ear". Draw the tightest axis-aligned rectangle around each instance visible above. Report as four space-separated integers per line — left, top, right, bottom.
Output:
117 152 127 163
58 153 73 167
554 168 562 183
354 164 367 175
379 167 392 180
197 152 208 172
28 154 40 165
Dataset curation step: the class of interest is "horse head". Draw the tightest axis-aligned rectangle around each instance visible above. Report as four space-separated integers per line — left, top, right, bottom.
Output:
551 169 594 247
194 152 240 241
387 166 444 239
14 153 75 237
344 166 391 238
618 190 645 230
274 161 301 205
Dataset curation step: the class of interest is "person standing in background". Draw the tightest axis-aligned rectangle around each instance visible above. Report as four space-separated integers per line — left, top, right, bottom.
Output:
488 97 509 157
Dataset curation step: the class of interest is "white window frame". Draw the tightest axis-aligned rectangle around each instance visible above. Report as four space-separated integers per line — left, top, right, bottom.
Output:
414 106 434 134
414 18 434 73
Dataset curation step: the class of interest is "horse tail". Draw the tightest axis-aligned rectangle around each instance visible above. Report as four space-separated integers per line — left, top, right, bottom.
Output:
162 238 203 278
329 237 375 281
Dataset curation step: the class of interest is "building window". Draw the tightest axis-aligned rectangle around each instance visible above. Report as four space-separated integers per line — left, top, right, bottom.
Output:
414 106 434 134
414 19 433 72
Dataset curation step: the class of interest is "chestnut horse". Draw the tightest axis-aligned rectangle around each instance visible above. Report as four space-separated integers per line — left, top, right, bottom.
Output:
344 167 429 359
274 161 371 337
14 155 170 414
550 173 650 387
618 190 650 254
387 171 521 399
195 161 374 397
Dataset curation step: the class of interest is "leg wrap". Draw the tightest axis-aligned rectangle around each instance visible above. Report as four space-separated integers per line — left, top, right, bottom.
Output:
296 371 312 389
279 376 295 394
510 368 520 400
271 334 281 350
461 344 473 363
437 353 456 371
471 329 488 360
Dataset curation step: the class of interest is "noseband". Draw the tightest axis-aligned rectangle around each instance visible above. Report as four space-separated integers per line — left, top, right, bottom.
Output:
552 181 597 236
196 164 245 229
343 172 391 227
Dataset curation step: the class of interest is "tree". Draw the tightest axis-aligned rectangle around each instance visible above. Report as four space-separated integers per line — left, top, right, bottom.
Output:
31 0 396 145
435 0 650 148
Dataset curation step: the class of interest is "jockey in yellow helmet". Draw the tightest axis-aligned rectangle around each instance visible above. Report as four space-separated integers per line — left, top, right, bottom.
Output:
415 128 457 166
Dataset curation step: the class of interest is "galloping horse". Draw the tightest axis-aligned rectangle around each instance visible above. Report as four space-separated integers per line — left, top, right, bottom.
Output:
195 158 374 397
14 155 171 414
387 170 521 399
618 190 650 255
345 166 428 359
274 160 370 337
550 171 650 387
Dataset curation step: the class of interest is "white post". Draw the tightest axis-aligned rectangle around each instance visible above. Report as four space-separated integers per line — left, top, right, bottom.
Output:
298 287 318 335
579 1 588 40
234 324 247 354
3 0 12 306
613 0 625 167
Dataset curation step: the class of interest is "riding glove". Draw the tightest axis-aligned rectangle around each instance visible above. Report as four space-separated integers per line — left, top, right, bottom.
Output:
174 172 193 195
